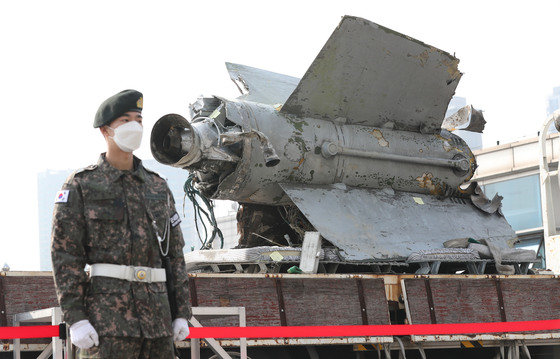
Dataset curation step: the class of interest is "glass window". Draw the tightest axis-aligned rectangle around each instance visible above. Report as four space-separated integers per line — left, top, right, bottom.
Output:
483 174 542 231
515 238 544 269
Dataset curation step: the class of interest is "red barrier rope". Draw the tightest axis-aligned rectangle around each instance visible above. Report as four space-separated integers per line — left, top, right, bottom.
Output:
186 319 560 339
1 320 560 340
0 325 60 339
0 319 560 339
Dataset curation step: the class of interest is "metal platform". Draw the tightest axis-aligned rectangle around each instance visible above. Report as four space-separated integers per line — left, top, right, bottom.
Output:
2 272 560 358
182 273 560 355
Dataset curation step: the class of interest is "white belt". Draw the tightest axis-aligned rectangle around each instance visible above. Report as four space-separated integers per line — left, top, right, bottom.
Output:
89 263 166 283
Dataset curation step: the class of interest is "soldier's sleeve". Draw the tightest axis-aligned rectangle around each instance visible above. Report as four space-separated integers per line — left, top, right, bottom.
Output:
50 175 89 326
166 186 192 319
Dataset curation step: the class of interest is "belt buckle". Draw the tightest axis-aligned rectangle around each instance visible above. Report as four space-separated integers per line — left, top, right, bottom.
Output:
134 267 148 282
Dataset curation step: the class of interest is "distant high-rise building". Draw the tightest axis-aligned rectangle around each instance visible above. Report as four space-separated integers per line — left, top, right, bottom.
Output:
547 87 560 116
37 169 73 271
546 87 560 134
37 159 197 271
213 201 240 249
445 96 483 151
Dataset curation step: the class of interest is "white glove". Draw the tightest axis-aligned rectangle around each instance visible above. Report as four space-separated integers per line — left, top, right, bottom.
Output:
172 318 190 341
69 319 99 349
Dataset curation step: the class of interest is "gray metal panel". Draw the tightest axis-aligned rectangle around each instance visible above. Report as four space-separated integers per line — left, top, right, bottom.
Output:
280 183 515 261
280 16 462 133
225 63 300 106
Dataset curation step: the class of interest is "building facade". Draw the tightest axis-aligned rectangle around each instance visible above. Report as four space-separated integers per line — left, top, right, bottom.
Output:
472 132 560 267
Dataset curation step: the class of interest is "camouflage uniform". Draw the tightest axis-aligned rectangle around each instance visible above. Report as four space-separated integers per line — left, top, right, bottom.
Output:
51 153 191 358
76 336 174 359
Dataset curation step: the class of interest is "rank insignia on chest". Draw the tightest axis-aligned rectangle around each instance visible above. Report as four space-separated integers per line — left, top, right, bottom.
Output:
54 190 69 203
170 212 181 228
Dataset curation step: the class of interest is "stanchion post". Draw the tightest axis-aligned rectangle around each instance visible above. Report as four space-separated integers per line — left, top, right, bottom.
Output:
52 307 63 358
190 334 200 359
12 317 20 359
58 322 72 359
239 307 247 359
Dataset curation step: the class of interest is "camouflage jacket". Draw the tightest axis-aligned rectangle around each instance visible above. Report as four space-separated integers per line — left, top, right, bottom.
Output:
51 153 191 338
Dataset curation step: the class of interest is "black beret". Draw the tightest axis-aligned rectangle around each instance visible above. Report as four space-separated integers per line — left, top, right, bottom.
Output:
94 89 143 128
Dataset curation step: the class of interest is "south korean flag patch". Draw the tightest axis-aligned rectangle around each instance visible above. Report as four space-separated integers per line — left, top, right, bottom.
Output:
54 190 69 203
170 212 181 228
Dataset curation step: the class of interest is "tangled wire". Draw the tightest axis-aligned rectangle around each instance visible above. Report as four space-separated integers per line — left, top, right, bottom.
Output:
183 173 224 249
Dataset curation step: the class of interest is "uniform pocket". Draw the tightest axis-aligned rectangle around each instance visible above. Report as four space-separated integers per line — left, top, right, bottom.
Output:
85 199 125 221
84 198 125 250
148 282 168 294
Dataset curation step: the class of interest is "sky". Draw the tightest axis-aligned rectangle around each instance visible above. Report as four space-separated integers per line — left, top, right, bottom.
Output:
1 0 559 270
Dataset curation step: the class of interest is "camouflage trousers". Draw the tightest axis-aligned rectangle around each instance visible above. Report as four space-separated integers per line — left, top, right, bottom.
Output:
77 336 175 359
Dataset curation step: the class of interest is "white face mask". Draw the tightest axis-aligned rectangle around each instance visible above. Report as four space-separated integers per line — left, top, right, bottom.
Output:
109 121 143 153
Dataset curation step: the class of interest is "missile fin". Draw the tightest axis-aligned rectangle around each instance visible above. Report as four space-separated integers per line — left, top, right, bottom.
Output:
225 62 300 106
280 16 462 133
280 183 515 261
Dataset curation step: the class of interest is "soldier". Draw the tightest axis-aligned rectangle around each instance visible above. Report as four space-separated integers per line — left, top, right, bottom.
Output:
51 90 191 358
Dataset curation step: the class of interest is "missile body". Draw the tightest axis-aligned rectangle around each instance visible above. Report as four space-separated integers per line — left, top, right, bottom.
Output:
151 97 475 205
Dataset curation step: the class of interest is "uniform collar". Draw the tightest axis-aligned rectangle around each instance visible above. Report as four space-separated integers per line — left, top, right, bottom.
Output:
97 153 147 183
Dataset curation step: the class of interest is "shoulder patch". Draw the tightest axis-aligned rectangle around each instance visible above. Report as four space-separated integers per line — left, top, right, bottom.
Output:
54 190 70 203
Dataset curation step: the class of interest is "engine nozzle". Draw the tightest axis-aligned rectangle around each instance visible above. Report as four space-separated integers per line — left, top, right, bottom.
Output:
151 113 201 167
